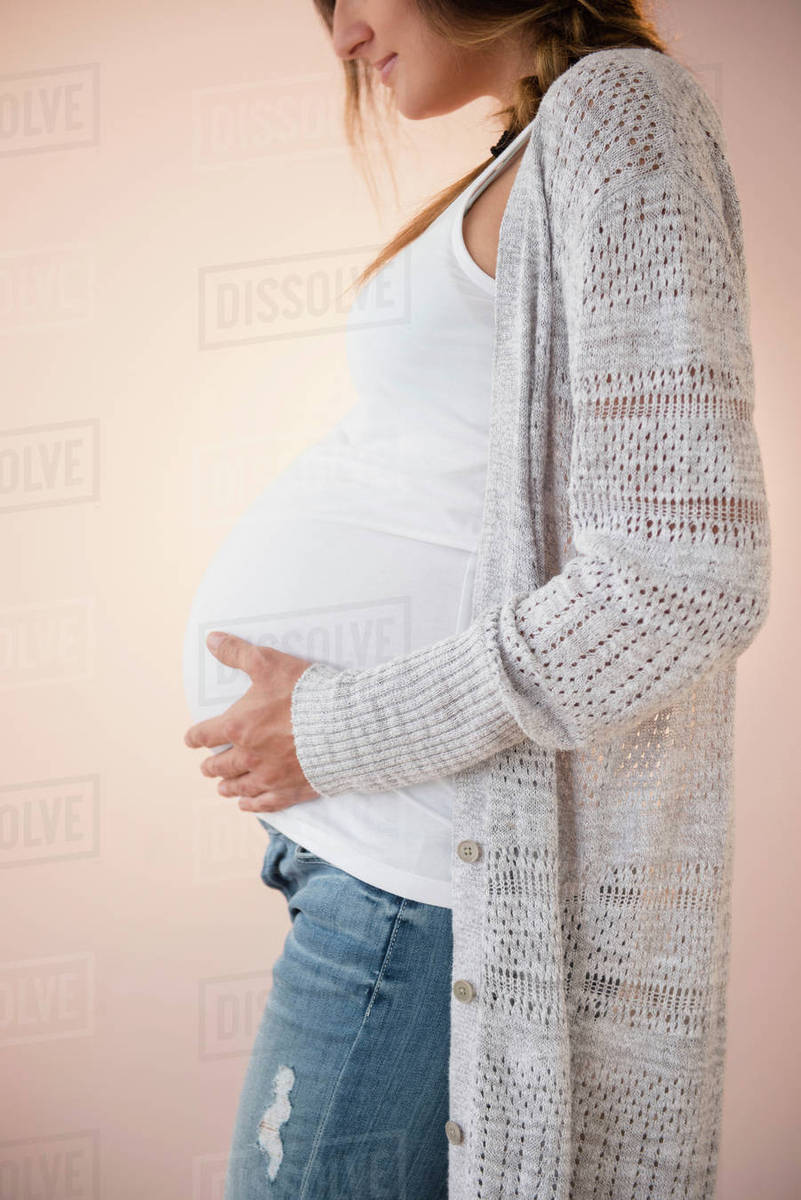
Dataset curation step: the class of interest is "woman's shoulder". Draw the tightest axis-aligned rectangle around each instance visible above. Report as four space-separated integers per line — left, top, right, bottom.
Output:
530 46 733 232
538 45 725 143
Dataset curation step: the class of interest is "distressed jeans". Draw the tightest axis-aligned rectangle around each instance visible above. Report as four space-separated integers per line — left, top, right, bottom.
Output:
223 821 453 1200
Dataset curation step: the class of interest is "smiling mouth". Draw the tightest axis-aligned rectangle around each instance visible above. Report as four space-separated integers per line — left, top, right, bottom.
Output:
378 53 398 82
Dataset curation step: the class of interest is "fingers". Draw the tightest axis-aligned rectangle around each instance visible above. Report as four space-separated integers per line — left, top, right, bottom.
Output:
217 775 250 798
238 791 284 812
204 631 259 676
200 747 247 779
184 712 232 746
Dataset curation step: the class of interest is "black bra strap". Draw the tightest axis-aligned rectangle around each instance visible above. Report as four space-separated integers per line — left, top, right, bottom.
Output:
489 128 517 157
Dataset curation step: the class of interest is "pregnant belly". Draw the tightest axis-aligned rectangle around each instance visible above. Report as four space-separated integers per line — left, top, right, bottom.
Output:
181 511 476 729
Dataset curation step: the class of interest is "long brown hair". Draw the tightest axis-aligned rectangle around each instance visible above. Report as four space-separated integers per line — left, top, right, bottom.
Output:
313 1 673 296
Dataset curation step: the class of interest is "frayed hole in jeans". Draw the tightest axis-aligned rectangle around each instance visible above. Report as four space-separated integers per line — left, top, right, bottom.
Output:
257 1064 295 1181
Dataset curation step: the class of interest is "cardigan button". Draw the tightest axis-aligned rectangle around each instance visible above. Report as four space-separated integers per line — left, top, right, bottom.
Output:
453 979 475 1003
445 1120 464 1145
456 839 481 862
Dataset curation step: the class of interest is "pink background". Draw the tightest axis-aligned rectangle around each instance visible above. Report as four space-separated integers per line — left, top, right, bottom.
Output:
1 1 797 1196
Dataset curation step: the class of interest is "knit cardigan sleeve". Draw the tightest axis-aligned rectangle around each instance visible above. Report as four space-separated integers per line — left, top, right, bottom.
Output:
289 65 772 798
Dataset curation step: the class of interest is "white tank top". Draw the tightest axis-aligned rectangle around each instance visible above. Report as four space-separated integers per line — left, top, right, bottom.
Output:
181 120 535 907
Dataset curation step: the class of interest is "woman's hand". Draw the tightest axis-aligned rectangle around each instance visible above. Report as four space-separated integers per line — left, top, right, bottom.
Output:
183 631 323 813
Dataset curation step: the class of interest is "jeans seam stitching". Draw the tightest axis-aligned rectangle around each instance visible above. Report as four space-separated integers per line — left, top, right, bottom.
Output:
364 897 407 1022
297 896 408 1200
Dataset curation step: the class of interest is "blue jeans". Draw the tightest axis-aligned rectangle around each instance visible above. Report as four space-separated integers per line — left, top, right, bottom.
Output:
224 822 453 1200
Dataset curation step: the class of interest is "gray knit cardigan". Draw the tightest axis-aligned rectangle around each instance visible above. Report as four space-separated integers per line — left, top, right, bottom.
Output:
289 46 772 1199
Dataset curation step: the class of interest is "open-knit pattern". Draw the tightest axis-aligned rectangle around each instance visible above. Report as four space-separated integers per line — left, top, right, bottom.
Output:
290 47 771 1199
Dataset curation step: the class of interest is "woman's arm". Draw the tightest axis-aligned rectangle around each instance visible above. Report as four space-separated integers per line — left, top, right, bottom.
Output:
290 87 772 800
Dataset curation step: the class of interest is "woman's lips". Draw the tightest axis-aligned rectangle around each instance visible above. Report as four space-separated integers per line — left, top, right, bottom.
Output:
379 53 398 82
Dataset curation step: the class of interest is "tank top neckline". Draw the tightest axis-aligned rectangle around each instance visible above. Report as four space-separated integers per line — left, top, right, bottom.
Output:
450 118 537 295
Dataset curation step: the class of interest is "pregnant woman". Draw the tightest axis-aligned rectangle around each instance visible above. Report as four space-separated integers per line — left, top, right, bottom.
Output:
182 3 772 1199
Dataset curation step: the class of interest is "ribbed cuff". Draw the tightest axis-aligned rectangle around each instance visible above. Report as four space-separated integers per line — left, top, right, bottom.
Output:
289 610 525 797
